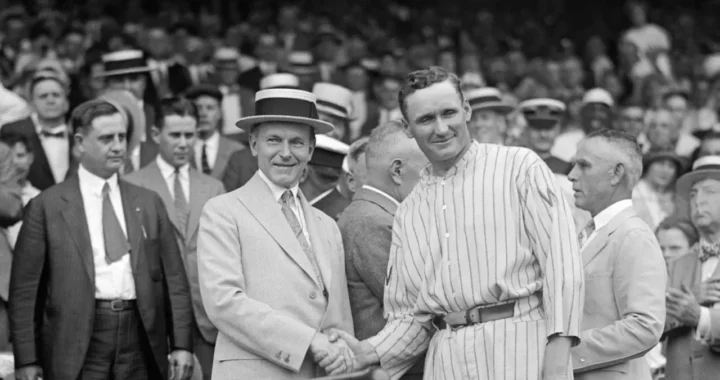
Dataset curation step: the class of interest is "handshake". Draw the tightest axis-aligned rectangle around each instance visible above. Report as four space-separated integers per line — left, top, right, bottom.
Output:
310 329 379 376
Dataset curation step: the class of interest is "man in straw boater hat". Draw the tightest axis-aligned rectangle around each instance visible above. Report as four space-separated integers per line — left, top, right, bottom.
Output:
286 51 321 92
260 73 300 90
197 88 356 379
463 87 514 145
663 155 720 380
209 47 251 143
300 134 351 221
313 82 354 143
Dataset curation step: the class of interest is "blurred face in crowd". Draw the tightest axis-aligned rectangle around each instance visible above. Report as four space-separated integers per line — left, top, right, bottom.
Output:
346 36 368 62
250 122 314 188
194 95 221 136
644 158 677 190
153 115 197 168
580 104 613 133
628 3 648 27
468 109 507 144
562 58 584 88
277 6 299 31
646 110 680 149
146 28 171 59
526 123 561 155
380 55 398 76
586 36 607 59
255 35 279 62
105 73 147 101
9 141 33 181
76 112 127 178
217 64 240 86
506 50 527 80
601 73 624 101
31 79 68 121
488 58 508 85
62 31 85 59
690 178 720 231
374 78 401 110
617 107 645 137
316 38 340 63
698 137 720 157
345 67 368 92
4 18 26 46
664 94 689 122
83 62 105 98
438 51 457 74
657 227 692 262
320 113 347 142
546 61 562 88
403 80 472 170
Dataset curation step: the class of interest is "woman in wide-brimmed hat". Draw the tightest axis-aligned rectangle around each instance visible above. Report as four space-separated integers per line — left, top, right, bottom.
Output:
632 149 687 229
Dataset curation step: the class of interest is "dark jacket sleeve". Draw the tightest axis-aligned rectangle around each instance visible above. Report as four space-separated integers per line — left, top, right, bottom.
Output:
0 188 23 228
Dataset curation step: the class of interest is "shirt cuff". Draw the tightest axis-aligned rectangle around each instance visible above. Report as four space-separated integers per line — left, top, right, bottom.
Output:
696 307 711 341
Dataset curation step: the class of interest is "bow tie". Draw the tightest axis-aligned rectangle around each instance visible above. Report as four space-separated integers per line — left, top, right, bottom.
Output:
700 243 720 263
40 130 67 139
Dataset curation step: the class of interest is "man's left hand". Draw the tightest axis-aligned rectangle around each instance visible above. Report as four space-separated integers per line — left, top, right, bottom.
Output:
666 285 702 327
169 349 194 380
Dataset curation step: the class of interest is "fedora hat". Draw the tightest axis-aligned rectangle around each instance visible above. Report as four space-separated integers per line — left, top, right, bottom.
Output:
97 89 146 152
235 89 334 135
311 134 349 169
95 49 153 77
519 98 566 129
465 87 514 114
185 83 223 102
260 73 300 90
676 155 720 197
312 82 353 120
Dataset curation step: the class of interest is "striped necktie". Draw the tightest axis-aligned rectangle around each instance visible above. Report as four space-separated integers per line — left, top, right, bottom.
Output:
280 190 325 292
173 169 189 235
578 219 596 248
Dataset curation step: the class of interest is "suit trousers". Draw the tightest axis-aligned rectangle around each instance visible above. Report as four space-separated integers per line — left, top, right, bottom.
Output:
193 325 214 380
79 305 160 380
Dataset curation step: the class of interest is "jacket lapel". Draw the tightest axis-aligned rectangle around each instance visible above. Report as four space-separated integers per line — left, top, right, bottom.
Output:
300 192 332 287
581 206 636 268
186 169 209 240
212 138 231 178
239 173 318 285
119 181 143 276
144 162 182 236
60 177 94 284
355 187 398 217
28 127 55 182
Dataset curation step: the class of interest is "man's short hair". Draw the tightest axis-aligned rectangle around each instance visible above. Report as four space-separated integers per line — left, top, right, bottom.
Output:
366 120 412 171
585 128 643 186
398 66 463 120
347 137 369 170
0 130 32 154
157 96 198 129
71 100 122 135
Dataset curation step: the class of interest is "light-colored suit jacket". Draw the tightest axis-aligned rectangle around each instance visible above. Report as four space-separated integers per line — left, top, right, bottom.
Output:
572 207 667 380
197 172 354 380
125 161 225 343
664 246 720 380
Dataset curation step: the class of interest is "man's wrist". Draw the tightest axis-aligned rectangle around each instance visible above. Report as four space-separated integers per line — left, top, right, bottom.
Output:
359 341 381 366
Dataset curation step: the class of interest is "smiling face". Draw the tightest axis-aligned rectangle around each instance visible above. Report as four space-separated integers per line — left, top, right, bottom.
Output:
403 81 472 171
250 122 315 188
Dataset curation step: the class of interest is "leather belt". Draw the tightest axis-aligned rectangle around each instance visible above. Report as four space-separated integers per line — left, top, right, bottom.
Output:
433 302 515 331
96 299 137 311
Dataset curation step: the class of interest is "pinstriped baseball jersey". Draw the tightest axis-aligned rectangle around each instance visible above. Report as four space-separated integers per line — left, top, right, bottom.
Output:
366 141 585 379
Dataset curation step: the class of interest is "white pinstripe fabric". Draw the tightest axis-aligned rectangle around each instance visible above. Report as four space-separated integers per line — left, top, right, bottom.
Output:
366 142 585 380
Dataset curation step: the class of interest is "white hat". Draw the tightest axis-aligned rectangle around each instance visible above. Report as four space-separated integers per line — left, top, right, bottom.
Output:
582 88 614 108
214 47 241 69
235 89 334 134
676 155 720 197
260 73 300 90
310 134 349 168
95 49 153 77
464 87 514 114
287 51 318 75
312 82 353 120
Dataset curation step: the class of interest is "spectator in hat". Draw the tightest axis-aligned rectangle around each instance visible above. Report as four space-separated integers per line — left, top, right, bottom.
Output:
664 155 720 380
207 47 248 141
464 87 514 145
313 26 343 83
185 84 245 181
260 73 300 90
300 134 351 221
238 33 280 93
314 82 354 143
286 51 321 92
520 98 572 174
197 88 354 379
633 150 686 230
342 59 380 141
0 70 72 191
362 74 403 137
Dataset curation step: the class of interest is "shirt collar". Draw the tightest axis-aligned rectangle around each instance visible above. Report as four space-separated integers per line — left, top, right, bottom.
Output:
32 113 67 134
201 130 220 147
156 155 190 179
593 199 634 231
258 169 300 202
420 141 481 184
362 185 400 206
78 164 119 197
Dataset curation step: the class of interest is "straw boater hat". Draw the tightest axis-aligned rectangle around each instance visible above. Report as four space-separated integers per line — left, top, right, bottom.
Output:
95 49 154 77
213 47 241 70
676 155 720 197
519 98 566 129
287 51 318 75
234 89 334 135
312 82 354 121
465 87 514 114
260 73 300 90
582 88 614 108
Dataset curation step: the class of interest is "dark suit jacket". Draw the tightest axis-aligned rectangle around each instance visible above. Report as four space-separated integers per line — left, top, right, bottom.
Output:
0 188 23 302
221 148 257 192
8 176 193 380
360 101 381 138
0 117 73 191
313 188 350 221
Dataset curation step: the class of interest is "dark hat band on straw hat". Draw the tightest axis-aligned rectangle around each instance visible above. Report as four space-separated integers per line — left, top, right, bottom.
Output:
104 56 147 74
469 95 503 108
317 99 348 117
255 96 319 120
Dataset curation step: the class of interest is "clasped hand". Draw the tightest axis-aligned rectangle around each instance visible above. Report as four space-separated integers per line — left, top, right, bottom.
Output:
310 332 356 375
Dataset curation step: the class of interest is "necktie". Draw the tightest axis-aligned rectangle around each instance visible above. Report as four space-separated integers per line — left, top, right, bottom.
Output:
700 243 720 263
578 219 596 247
201 144 212 175
173 169 189 235
280 190 325 292
40 130 66 138
102 183 130 264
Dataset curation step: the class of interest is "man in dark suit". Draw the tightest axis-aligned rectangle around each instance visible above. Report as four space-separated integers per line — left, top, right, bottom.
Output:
125 97 225 380
9 99 194 380
337 120 427 380
300 135 350 220
0 71 72 191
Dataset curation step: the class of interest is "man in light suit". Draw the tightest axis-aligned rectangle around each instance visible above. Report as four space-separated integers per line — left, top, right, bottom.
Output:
197 88 355 379
662 155 720 379
338 120 427 380
125 97 225 380
568 128 667 379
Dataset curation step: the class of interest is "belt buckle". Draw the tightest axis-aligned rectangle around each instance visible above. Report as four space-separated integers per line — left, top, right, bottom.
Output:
110 299 124 312
465 308 481 325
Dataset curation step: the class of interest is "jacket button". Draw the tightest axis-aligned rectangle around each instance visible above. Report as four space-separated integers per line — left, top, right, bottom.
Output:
309 291 317 299
580 357 586 363
284 354 290 363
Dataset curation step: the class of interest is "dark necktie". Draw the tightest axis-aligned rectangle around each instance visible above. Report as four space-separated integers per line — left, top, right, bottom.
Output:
578 219 596 247
102 183 130 264
700 243 720 263
173 169 189 235
280 190 325 292
40 130 66 138
201 144 212 175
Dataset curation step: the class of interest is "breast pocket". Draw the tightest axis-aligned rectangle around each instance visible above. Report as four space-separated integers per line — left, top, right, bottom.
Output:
144 238 163 281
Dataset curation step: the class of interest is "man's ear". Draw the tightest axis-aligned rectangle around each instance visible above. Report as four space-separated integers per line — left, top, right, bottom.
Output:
249 133 259 157
389 159 403 185
151 126 161 145
464 98 472 123
610 162 627 186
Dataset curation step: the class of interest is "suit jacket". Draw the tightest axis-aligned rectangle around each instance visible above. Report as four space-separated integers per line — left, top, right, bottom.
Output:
664 247 720 380
213 137 244 180
313 188 350 221
8 176 194 380
221 148 257 192
360 101 380 138
125 162 225 344
129 141 160 172
572 207 667 380
0 188 23 301
0 117 73 191
197 172 353 380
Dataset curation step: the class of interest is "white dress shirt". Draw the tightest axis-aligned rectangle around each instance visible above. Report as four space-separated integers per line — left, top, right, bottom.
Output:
194 131 220 171
349 91 367 141
156 156 190 202
258 170 311 244
580 199 633 251
33 113 70 184
362 185 399 207
78 165 136 300
219 85 242 135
